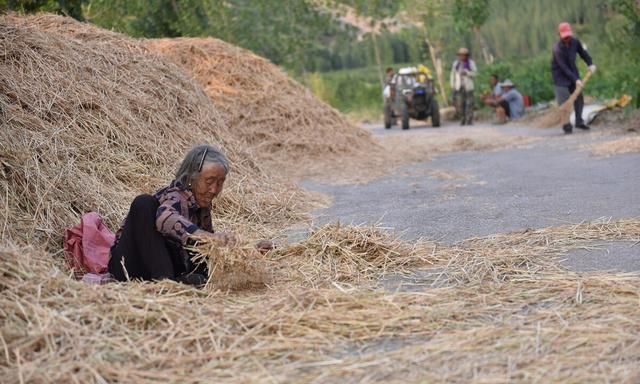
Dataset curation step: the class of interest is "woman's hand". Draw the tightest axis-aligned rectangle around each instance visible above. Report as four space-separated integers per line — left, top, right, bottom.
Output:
256 240 275 254
213 231 237 247
194 230 237 247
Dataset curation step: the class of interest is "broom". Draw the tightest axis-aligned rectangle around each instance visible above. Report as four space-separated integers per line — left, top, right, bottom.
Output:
535 69 594 128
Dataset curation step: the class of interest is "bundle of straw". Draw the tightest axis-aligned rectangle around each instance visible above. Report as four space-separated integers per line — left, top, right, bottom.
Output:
191 240 271 291
535 70 594 128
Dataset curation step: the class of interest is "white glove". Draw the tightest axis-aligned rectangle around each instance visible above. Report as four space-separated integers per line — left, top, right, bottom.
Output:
588 65 596 74
576 79 583 88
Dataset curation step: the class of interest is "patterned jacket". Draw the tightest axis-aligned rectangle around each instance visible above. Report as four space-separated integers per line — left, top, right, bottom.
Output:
153 180 213 244
113 180 213 272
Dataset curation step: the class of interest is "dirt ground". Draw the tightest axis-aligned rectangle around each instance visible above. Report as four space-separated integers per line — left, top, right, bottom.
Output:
303 118 640 272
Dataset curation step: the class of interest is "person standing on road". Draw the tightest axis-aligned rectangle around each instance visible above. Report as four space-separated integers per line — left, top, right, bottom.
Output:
551 22 596 134
450 47 477 126
383 67 397 127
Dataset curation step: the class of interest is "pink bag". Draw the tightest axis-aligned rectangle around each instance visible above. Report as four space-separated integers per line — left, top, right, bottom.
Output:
64 212 115 275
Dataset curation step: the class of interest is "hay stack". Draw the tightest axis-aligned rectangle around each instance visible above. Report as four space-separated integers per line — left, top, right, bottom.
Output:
145 38 384 179
0 14 308 246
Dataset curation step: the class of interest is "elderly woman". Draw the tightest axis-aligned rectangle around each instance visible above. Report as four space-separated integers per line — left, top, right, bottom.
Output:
107 144 269 286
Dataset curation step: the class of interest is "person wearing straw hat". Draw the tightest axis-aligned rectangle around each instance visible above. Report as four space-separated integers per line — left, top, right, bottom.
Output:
486 79 525 123
107 144 274 286
450 47 477 125
551 22 596 134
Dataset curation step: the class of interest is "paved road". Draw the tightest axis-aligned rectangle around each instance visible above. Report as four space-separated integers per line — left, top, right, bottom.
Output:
303 121 640 272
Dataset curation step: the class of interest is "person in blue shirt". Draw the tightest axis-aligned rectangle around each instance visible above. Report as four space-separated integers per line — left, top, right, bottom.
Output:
484 76 524 122
482 74 502 104
490 74 502 99
497 80 525 120
551 22 596 134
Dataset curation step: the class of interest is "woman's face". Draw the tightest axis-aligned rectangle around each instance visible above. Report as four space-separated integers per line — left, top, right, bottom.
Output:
192 162 226 208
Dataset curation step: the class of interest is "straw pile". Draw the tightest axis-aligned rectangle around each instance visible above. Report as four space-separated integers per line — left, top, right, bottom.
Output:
3 219 640 382
187 223 431 291
270 223 433 287
145 38 386 180
591 135 640 156
0 14 310 247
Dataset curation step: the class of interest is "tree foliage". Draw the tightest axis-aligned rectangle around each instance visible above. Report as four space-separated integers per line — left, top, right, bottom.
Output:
2 0 639 102
452 0 490 32
1 0 84 19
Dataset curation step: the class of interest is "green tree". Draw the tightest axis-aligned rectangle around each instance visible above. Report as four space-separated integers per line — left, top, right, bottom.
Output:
1 0 85 19
452 0 492 63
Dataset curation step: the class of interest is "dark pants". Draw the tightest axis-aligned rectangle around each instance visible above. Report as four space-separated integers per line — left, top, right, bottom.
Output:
498 99 511 118
108 195 185 282
455 89 474 125
554 84 584 125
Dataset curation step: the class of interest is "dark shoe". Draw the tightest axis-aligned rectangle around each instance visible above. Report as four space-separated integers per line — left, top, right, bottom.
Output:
575 123 590 130
562 123 573 134
460 121 466 126
176 273 207 287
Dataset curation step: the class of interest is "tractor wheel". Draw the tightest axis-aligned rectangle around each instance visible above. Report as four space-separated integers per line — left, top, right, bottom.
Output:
431 99 441 127
401 103 410 130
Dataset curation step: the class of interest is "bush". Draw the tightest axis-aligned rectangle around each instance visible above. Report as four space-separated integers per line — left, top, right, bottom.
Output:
305 66 390 114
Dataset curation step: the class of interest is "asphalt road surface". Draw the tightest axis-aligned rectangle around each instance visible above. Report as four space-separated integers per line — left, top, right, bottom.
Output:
303 120 640 272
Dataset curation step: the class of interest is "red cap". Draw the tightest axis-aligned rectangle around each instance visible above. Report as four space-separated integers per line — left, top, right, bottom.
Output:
558 22 573 39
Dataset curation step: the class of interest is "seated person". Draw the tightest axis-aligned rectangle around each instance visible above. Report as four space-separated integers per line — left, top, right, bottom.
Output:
485 79 525 123
107 144 273 286
498 80 525 120
481 74 502 105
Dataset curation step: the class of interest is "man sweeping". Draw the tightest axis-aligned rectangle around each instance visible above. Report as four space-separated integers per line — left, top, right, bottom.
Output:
551 22 596 134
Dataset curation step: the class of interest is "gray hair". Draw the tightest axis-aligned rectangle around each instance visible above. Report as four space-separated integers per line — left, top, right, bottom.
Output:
175 144 230 187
